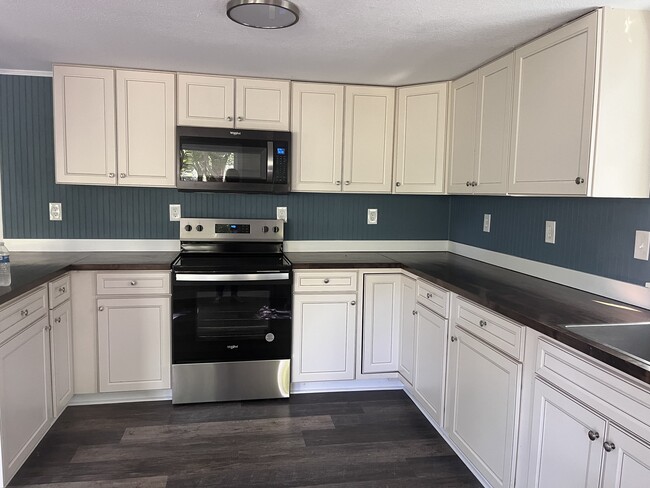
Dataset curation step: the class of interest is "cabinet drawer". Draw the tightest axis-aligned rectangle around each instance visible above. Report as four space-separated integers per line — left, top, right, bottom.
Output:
452 296 525 360
0 286 48 343
537 338 650 430
48 274 71 309
416 279 450 318
96 272 170 295
293 271 358 293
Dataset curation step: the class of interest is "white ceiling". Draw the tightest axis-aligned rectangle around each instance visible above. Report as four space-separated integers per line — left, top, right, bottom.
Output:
2 0 650 85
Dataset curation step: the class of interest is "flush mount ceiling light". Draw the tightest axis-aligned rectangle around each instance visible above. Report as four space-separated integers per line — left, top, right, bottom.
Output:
226 0 299 29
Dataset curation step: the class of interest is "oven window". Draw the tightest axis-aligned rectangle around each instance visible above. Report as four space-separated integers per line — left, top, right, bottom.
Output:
179 141 268 183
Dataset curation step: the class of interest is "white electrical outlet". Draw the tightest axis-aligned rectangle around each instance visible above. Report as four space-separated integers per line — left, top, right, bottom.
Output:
634 230 650 260
49 203 62 221
169 204 181 221
276 207 287 223
545 221 556 244
483 214 491 233
367 209 378 225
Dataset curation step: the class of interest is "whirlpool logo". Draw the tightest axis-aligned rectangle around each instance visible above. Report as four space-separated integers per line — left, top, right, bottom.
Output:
227 345 239 350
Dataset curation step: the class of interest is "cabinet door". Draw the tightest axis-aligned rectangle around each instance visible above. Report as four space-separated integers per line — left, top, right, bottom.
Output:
509 12 598 195
398 276 416 384
362 274 400 374
413 303 448 425
601 424 650 488
50 300 74 418
53 65 117 185
0 316 52 483
97 297 171 392
447 71 478 194
177 73 235 128
116 70 176 187
291 83 344 192
292 294 356 382
235 78 290 131
343 86 395 193
394 83 448 194
527 378 606 488
475 54 513 195
445 325 522 488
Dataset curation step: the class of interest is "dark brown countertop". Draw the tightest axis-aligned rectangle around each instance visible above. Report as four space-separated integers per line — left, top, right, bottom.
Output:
287 251 650 385
0 251 179 304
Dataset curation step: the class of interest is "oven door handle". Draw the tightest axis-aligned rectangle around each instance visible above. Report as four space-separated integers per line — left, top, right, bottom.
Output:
175 273 290 282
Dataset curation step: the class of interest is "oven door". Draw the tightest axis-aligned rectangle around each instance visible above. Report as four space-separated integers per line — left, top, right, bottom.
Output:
172 272 292 364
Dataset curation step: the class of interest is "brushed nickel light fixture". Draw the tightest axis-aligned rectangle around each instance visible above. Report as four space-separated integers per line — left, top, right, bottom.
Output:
226 0 300 29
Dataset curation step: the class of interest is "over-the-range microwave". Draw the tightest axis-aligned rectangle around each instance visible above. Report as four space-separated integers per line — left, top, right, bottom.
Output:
177 127 290 194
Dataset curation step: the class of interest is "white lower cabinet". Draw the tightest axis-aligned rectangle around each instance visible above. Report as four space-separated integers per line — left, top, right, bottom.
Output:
445 324 521 488
413 303 448 425
361 274 400 374
601 424 650 488
0 315 53 485
292 293 357 382
50 300 74 417
398 276 416 384
97 297 171 392
527 378 606 488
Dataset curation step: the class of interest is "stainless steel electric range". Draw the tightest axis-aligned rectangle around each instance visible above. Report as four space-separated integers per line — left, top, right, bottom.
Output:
171 218 292 404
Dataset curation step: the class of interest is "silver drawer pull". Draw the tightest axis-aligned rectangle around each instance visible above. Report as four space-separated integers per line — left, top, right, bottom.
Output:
588 430 600 441
479 320 487 327
323 279 330 284
130 281 137 286
98 306 104 312
603 441 616 452
59 286 66 293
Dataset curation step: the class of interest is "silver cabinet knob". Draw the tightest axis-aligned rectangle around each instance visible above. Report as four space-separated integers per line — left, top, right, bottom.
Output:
466 181 471 187
59 286 66 293
226 116 233 121
603 441 616 452
344 181 350 185
575 177 585 185
108 172 115 178
450 336 458 342
335 181 341 186
45 324 52 331
426 292 432 299
120 173 126 178
396 182 401 187
20 309 28 317
98 306 104 312
350 301 356 306
55 317 62 324
237 116 243 122
130 281 137 286
588 430 600 441
479 320 487 327
412 310 417 315
472 181 478 187
323 279 330 284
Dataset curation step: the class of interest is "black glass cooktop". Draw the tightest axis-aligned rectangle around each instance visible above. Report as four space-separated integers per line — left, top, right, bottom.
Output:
565 323 650 365
172 253 292 274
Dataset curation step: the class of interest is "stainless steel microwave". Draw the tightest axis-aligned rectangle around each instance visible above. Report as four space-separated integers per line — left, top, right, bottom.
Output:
177 127 290 193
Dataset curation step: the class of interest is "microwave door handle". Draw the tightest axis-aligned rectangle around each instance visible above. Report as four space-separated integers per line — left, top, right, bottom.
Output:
267 141 274 182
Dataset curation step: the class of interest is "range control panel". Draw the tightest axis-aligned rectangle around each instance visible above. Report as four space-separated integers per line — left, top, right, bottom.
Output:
179 218 284 242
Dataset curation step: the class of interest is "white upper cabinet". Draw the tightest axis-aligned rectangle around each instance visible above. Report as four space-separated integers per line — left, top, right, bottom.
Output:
447 72 478 194
448 53 513 195
116 70 176 188
291 82 344 192
178 75 290 130
343 85 395 193
177 73 235 128
394 83 448 194
509 9 650 197
53 65 117 185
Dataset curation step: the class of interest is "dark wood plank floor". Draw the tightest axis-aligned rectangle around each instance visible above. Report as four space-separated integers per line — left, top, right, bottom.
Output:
10 390 481 487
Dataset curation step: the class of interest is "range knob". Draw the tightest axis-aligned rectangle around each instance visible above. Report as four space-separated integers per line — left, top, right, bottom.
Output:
273 226 280 233
196 224 204 232
184 225 192 232
262 226 270 233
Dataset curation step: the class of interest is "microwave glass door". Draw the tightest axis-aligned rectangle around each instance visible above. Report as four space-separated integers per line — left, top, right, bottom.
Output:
179 140 269 183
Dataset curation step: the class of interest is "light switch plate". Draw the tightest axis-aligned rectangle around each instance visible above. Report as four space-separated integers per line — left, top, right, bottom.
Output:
49 203 62 221
276 207 287 223
367 209 378 225
169 204 181 221
545 221 556 244
634 230 650 260
483 214 491 233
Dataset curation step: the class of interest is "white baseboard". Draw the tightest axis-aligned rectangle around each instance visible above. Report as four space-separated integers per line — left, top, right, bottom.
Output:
291 378 403 394
449 242 650 310
70 389 172 406
285 240 449 252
